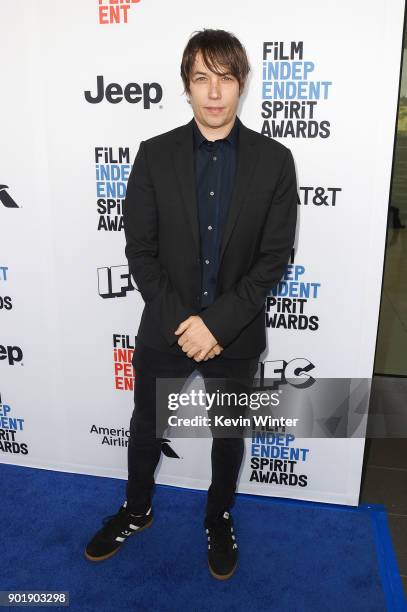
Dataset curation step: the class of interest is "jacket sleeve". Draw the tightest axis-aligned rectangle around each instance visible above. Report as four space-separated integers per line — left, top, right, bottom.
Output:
123 140 195 346
199 147 298 348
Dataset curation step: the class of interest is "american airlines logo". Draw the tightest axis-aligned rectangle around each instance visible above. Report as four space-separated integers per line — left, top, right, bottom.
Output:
0 185 18 208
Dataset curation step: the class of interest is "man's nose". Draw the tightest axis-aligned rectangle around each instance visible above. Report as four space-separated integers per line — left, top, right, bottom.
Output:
208 80 221 99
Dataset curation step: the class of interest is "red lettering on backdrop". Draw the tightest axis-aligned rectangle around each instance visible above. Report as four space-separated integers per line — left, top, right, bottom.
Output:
98 0 141 24
99 0 141 3
115 374 135 391
121 5 130 21
99 6 109 23
114 347 135 390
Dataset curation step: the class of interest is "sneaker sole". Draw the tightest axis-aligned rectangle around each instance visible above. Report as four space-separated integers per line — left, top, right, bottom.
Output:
84 516 154 562
208 559 237 580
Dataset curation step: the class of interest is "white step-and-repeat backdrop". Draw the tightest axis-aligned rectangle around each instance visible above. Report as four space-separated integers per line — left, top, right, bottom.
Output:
1 0 405 506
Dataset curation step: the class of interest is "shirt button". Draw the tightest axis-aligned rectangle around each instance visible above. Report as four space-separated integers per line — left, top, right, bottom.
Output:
205 259 210 264
209 191 214 196
203 291 208 296
208 225 213 230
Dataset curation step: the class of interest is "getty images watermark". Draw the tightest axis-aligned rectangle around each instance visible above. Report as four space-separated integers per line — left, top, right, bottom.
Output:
154 377 305 438
153 376 400 439
166 388 299 430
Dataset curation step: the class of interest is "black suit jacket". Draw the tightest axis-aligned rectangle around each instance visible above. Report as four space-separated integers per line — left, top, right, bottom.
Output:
123 115 298 359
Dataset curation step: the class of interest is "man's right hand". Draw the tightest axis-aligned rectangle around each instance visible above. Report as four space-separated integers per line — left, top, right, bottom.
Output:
202 343 223 361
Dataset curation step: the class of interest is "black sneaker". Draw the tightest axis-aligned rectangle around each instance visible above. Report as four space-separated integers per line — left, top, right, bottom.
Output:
205 511 238 580
84 500 153 562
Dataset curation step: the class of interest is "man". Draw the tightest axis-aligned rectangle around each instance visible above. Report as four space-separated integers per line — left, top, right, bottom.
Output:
85 28 297 580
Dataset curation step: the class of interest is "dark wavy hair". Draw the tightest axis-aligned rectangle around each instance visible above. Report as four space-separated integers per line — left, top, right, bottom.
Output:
180 29 250 96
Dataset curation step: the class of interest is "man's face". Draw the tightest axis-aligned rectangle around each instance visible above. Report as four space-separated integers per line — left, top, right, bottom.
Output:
188 50 241 132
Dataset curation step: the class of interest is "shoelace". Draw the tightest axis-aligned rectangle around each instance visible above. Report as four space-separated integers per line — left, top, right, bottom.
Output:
206 516 237 554
101 507 132 536
101 506 147 538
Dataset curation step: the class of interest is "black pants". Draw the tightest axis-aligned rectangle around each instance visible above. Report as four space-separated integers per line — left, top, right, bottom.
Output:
125 340 259 522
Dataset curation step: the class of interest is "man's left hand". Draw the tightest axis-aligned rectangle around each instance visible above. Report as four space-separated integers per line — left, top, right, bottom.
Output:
174 315 217 361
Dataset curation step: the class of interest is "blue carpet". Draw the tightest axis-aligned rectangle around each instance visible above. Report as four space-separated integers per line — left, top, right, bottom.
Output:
0 463 405 611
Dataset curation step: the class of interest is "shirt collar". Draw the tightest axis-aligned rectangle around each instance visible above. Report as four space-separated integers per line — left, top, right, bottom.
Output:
192 115 239 151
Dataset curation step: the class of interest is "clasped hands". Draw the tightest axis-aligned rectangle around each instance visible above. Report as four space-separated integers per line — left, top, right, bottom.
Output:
174 315 223 362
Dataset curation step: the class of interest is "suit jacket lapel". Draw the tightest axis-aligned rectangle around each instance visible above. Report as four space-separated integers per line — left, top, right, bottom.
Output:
174 119 200 255
219 118 258 265
173 116 259 263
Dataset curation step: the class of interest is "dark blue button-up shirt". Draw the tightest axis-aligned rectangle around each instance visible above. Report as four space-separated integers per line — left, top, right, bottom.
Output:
192 116 239 309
